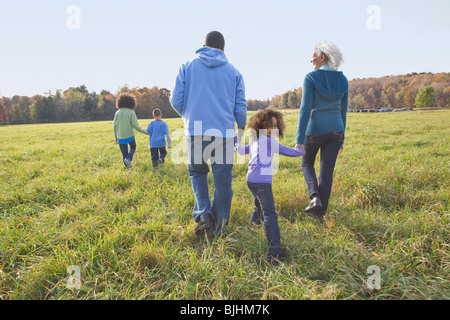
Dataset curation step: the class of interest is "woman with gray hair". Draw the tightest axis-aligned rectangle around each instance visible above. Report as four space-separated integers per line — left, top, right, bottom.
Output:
296 42 348 221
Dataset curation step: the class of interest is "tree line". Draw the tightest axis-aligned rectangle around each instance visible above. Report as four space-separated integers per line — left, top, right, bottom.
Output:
0 85 177 124
249 72 450 111
1 72 449 124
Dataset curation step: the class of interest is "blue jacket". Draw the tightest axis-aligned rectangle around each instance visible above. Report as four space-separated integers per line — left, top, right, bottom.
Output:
146 119 171 148
296 69 348 144
170 47 247 138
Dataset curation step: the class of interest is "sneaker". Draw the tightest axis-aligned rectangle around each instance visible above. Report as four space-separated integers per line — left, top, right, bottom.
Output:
248 217 263 227
158 157 164 164
124 158 132 169
305 196 322 213
195 214 215 236
269 251 286 263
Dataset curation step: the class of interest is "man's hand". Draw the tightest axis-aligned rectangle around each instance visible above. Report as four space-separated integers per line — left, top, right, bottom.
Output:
236 128 245 143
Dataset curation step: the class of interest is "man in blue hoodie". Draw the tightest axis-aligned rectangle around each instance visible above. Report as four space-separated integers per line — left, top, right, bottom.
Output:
171 31 247 237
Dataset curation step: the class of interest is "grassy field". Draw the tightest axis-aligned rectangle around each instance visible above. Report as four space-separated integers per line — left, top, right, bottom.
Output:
0 109 449 300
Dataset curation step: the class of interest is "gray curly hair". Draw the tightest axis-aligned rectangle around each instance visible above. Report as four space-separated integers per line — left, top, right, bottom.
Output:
314 42 344 70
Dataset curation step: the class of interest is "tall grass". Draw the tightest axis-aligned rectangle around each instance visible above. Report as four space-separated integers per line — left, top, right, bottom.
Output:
0 110 448 300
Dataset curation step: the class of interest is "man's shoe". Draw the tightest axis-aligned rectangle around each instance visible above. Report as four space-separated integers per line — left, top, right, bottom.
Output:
195 214 215 236
305 196 322 213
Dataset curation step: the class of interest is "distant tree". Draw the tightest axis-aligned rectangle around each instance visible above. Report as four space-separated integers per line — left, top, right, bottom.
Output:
288 91 298 109
385 86 397 108
0 98 10 122
97 91 116 120
278 92 289 109
158 88 178 118
30 96 48 122
62 89 85 121
415 85 435 108
363 87 376 109
443 87 450 108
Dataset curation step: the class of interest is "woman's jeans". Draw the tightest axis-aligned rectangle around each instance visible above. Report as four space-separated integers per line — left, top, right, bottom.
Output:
247 182 282 258
187 136 234 236
119 139 136 166
302 131 344 215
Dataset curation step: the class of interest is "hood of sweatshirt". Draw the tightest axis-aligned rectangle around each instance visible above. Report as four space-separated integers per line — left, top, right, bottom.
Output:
307 70 348 101
195 46 228 68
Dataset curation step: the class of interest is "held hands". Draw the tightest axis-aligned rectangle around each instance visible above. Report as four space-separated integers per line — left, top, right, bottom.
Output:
236 128 245 143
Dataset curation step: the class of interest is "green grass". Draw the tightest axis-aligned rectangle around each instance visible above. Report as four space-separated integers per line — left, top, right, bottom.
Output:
0 110 449 300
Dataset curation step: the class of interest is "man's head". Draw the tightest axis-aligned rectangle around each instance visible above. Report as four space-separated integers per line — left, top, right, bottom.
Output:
205 31 225 51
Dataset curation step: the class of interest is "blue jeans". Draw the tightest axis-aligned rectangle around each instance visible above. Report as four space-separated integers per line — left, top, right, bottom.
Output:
247 183 282 258
302 131 344 215
151 147 167 167
119 139 136 166
187 136 234 235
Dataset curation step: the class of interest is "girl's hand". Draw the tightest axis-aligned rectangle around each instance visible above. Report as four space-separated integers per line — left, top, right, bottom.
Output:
296 144 304 151
338 144 344 154
115 138 118 144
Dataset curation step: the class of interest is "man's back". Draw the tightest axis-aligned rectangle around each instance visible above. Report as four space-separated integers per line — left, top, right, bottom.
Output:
171 46 247 138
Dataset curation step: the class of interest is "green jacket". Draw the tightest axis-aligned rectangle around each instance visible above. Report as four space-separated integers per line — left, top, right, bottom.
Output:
113 108 147 139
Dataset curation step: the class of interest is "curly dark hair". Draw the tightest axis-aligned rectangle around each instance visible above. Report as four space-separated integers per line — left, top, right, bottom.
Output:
116 93 137 109
249 107 285 139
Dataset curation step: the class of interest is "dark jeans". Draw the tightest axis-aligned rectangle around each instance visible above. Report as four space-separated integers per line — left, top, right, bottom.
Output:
151 147 167 167
187 136 234 236
302 131 344 215
119 139 136 166
247 182 282 258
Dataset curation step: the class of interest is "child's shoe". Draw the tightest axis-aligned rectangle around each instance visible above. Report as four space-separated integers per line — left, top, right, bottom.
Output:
124 158 132 169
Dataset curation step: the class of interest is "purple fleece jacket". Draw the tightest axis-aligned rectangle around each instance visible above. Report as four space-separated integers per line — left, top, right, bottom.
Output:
235 134 303 185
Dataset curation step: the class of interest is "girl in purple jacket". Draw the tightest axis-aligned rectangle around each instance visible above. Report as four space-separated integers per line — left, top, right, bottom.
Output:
235 108 303 261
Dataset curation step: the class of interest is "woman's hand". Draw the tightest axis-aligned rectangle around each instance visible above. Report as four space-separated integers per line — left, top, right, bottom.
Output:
338 144 344 154
296 144 304 151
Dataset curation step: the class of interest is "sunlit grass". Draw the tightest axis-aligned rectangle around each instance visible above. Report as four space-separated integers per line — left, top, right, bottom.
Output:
0 110 449 299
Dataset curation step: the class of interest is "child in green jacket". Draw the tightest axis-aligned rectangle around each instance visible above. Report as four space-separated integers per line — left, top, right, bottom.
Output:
113 93 148 168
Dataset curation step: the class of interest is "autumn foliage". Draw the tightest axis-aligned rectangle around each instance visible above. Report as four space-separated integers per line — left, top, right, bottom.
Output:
1 73 449 124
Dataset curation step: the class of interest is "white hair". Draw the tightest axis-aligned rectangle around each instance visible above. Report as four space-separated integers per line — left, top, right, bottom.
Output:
314 41 344 70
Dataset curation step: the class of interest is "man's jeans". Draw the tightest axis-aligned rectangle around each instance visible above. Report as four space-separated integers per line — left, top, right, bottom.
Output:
187 136 234 235
302 131 344 215
247 182 283 258
119 139 136 166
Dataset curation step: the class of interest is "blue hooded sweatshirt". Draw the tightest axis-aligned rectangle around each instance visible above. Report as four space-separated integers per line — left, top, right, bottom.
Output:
296 69 348 144
170 47 247 138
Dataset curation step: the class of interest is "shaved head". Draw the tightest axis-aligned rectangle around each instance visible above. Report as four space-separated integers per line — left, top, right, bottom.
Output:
205 31 225 51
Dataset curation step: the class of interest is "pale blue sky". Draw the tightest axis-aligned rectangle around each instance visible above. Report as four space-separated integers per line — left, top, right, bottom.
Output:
1 0 449 100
